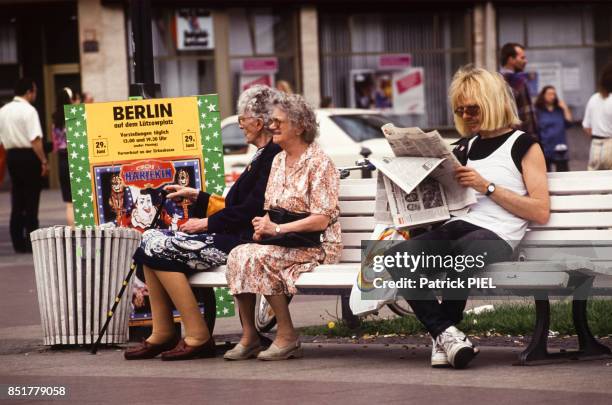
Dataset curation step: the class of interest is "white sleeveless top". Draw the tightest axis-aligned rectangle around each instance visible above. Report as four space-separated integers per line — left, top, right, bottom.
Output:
448 130 528 249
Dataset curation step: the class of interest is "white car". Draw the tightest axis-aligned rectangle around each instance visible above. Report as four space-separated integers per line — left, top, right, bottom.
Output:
222 109 403 182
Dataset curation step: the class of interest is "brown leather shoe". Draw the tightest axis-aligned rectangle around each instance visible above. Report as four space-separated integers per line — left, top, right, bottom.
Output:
124 336 180 360
161 338 216 361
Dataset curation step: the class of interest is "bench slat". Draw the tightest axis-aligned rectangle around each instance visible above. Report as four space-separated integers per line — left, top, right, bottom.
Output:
548 177 612 194
530 212 612 229
339 216 376 231
339 200 377 215
550 195 612 211
523 229 612 241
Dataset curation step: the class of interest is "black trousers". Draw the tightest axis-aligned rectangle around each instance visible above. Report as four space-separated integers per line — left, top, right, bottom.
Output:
388 220 513 338
545 158 569 172
6 148 42 252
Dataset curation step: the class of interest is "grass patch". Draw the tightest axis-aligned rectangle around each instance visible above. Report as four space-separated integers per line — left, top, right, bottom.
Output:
300 299 612 337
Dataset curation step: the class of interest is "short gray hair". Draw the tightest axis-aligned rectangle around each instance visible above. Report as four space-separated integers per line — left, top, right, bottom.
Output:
273 93 319 143
236 85 278 129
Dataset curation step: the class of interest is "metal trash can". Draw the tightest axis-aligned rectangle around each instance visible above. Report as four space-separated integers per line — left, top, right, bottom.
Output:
30 226 142 346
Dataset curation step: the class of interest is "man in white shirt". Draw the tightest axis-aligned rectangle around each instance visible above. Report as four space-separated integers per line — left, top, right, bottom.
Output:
0 78 48 253
582 63 612 170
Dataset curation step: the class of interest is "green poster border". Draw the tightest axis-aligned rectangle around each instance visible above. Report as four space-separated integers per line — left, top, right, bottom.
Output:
64 95 234 318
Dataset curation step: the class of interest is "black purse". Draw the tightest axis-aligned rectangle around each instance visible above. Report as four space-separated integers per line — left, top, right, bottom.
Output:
255 207 323 248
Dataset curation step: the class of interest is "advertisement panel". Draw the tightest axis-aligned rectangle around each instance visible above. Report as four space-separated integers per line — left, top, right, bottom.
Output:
64 95 234 324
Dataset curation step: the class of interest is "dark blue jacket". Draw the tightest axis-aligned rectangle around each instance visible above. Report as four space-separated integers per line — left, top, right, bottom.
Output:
194 140 281 238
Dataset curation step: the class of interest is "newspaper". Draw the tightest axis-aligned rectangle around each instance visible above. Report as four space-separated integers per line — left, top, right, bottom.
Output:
383 175 450 228
380 124 476 214
374 172 394 224
369 124 477 229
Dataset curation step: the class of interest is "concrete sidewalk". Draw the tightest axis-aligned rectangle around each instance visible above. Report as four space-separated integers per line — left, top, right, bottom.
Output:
1 189 612 404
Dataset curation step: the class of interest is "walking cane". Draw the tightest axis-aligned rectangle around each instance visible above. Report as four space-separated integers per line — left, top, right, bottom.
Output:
91 189 168 354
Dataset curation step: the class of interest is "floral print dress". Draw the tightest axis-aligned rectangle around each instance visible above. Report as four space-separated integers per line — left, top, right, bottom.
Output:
226 142 342 295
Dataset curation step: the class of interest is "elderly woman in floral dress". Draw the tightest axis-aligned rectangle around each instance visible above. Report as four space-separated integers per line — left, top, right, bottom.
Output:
224 93 342 361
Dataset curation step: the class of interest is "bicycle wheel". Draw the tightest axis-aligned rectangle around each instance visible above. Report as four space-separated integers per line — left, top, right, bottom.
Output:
255 294 277 332
255 294 294 332
387 299 414 317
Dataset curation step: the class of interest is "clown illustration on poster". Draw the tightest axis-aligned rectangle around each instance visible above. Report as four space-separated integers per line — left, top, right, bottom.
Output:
94 159 202 232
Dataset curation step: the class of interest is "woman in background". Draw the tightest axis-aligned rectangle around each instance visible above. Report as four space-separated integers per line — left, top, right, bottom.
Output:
535 86 572 171
52 87 75 226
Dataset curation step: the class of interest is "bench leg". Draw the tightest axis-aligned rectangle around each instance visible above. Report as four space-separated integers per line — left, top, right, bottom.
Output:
341 295 360 329
193 287 217 335
573 299 611 357
517 297 551 365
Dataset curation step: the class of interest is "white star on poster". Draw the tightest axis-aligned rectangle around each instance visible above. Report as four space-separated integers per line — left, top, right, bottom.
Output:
201 113 207 119
78 189 84 196
223 307 229 314
75 121 81 126
197 99 202 106
212 117 218 122
207 122 213 128
212 162 220 171
200 123 205 129
215 184 223 193
212 131 219 138
70 107 76 114
207 104 216 112
79 143 85 149
205 136 210 142
71 151 78 159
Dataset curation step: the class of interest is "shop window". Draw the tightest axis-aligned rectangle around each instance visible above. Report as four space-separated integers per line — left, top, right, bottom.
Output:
319 9 471 129
228 8 299 111
127 8 216 98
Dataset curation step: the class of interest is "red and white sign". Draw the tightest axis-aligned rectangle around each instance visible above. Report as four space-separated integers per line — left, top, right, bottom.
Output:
242 58 278 74
378 54 412 71
392 68 425 115
240 74 274 92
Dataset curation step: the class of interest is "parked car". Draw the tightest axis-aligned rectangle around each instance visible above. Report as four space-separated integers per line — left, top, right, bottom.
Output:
222 109 400 182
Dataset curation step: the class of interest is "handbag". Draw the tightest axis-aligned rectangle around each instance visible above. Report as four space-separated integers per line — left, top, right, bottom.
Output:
255 207 323 248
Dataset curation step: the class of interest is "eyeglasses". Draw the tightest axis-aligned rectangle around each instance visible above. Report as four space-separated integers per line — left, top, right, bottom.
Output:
453 105 480 117
238 115 258 125
269 117 288 128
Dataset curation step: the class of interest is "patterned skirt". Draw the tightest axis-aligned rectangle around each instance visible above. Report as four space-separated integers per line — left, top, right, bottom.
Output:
134 229 242 274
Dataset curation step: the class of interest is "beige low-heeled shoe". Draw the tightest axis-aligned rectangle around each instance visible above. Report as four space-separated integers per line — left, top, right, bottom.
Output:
223 342 263 361
257 341 303 361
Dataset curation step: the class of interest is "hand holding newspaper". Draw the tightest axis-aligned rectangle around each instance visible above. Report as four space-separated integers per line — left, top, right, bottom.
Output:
371 124 477 228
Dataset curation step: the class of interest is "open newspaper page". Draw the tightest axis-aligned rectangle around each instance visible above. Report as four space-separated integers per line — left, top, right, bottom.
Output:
383 175 449 228
370 155 449 228
374 172 394 224
380 123 476 213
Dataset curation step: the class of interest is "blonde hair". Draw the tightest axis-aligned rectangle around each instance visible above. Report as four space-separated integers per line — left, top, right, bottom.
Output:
449 65 520 137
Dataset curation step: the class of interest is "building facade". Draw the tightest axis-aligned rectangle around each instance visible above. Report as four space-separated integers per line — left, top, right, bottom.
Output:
1 0 611 183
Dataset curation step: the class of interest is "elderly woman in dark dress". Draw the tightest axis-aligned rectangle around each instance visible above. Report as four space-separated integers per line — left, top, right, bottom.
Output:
124 85 281 361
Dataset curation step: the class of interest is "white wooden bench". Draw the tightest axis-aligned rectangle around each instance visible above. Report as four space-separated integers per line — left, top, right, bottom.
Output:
190 170 612 365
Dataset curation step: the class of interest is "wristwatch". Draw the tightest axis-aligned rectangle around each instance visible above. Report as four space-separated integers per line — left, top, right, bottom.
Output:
274 224 281 234
485 183 496 196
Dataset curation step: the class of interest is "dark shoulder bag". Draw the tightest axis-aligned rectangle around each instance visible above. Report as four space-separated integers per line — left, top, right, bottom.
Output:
255 207 323 248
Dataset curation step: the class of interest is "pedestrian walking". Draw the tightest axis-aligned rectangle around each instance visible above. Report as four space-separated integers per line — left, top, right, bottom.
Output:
500 42 539 141
0 78 48 253
535 85 572 171
582 63 612 170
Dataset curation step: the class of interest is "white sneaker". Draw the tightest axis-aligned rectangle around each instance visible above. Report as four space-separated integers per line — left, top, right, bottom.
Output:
435 326 477 369
431 338 450 368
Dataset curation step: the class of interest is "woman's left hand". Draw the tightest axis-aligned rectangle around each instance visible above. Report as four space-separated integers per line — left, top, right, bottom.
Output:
179 218 208 234
455 166 489 193
252 215 275 238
